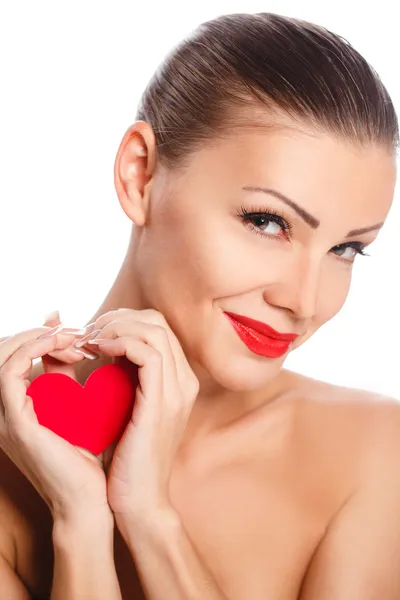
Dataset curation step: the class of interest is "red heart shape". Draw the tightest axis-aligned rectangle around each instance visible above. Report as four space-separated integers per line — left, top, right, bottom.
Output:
26 362 138 455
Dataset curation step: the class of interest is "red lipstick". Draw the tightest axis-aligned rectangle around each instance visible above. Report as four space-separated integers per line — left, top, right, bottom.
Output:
224 311 299 359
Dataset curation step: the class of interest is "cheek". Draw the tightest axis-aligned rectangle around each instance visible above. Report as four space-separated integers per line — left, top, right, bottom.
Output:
137 210 218 321
316 264 353 324
145 211 265 301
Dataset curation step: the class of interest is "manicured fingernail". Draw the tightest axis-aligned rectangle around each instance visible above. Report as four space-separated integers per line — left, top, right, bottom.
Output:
73 348 99 360
38 324 64 338
87 338 110 345
60 327 88 336
45 310 60 322
77 322 96 336
73 329 102 348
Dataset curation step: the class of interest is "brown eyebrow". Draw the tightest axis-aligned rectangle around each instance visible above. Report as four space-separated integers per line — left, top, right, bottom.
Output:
242 186 320 228
345 223 384 237
242 186 384 238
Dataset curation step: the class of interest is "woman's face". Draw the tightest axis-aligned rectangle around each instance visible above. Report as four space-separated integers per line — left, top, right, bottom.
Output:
126 122 396 393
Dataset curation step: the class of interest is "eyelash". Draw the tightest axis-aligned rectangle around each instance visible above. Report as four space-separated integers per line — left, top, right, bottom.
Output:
236 204 369 261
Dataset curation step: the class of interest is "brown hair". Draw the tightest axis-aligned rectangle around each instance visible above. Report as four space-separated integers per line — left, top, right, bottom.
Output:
135 12 398 171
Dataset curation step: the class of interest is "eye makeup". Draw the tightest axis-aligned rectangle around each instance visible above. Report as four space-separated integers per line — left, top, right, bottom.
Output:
236 203 370 262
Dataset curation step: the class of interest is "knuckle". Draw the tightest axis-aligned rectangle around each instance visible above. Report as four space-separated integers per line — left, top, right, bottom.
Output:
145 309 167 327
152 324 168 340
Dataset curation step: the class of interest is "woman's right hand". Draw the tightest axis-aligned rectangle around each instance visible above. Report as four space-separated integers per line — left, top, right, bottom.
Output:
0 325 111 524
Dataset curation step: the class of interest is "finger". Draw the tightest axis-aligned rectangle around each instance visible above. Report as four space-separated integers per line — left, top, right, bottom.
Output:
93 336 166 398
44 345 95 366
0 334 60 419
94 336 164 415
41 313 96 377
121 309 195 386
88 320 179 397
0 327 58 365
83 309 195 388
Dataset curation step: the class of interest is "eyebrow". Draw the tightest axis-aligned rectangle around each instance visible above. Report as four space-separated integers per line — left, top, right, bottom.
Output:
242 186 384 238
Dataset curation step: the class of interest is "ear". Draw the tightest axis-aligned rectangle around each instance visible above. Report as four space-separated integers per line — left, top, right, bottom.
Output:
114 121 157 227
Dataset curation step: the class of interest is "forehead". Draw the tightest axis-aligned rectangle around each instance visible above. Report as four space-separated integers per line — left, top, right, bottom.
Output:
189 124 397 224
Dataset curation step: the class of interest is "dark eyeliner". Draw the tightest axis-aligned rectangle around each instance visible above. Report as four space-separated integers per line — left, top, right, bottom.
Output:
237 204 370 260
331 241 369 257
236 205 294 236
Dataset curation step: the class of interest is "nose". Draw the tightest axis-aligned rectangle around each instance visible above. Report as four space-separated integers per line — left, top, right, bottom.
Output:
264 253 321 320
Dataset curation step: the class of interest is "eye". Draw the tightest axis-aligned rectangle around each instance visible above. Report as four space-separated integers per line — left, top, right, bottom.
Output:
237 205 293 239
237 205 370 263
249 216 285 236
331 242 369 262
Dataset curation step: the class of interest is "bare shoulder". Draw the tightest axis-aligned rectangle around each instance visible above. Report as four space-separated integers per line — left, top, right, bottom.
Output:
287 368 398 422
302 372 399 433
287 370 400 482
286 374 400 598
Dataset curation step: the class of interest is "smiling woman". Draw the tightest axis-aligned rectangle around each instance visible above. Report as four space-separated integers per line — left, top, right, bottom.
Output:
1 10 400 600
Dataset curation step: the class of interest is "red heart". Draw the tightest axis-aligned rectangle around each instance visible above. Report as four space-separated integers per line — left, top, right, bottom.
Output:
26 362 138 455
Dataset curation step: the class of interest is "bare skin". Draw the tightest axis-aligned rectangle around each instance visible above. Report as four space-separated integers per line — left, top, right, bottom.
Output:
1 357 399 599
1 114 400 598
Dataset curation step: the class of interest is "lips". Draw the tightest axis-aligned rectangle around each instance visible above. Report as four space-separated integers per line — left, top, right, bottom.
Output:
224 312 298 341
224 311 299 359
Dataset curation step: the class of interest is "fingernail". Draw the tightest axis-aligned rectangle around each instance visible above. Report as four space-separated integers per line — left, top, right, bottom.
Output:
73 329 102 348
73 348 99 360
60 327 88 336
38 324 64 339
87 338 110 345
78 322 96 336
45 310 60 322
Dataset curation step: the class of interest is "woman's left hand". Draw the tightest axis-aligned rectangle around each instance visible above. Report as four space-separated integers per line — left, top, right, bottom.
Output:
83 308 200 533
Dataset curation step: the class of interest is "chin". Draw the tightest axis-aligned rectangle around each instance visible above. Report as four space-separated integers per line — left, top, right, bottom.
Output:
199 347 286 393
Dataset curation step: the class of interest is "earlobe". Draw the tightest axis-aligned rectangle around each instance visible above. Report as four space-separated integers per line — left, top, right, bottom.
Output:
113 122 155 227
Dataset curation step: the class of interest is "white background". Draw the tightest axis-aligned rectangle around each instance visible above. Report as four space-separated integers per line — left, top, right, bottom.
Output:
0 1 398 398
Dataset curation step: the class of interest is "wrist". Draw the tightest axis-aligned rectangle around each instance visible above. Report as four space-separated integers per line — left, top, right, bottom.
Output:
120 505 181 553
52 497 113 525
53 507 115 545
51 508 122 600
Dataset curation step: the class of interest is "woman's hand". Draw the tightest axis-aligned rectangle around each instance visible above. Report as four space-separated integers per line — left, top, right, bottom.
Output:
41 310 99 373
82 308 200 534
0 325 111 524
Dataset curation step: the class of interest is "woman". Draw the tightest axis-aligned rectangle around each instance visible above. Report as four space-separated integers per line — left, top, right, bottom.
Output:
0 11 399 600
